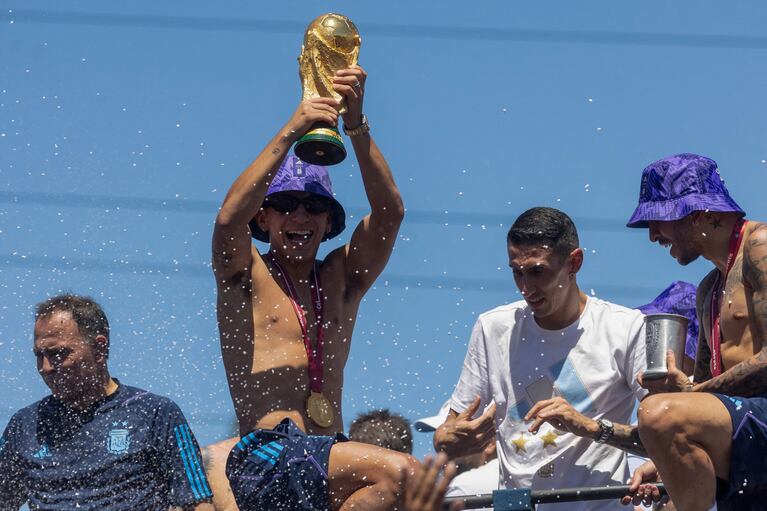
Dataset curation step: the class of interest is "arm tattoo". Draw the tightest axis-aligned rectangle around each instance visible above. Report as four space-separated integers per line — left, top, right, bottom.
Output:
696 224 767 396
605 424 647 457
271 147 281 155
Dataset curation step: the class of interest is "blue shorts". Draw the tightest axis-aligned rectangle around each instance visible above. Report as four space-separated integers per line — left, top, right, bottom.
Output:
226 418 347 511
714 393 767 507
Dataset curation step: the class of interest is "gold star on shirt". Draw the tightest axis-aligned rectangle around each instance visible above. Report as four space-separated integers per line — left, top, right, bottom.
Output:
511 434 528 453
540 430 559 448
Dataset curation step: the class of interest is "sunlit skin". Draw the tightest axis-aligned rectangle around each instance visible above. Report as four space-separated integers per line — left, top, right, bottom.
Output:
254 191 332 266
624 215 767 511
648 217 701 266
508 243 586 331
33 310 116 410
434 242 587 459
211 66 415 511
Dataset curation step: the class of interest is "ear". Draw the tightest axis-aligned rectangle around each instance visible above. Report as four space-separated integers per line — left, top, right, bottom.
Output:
255 208 270 233
93 334 109 363
567 248 584 275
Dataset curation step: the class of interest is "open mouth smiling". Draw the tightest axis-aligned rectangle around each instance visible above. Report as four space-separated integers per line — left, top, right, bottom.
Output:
285 229 314 243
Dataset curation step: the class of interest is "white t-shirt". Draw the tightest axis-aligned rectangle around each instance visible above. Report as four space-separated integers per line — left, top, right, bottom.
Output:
450 297 647 511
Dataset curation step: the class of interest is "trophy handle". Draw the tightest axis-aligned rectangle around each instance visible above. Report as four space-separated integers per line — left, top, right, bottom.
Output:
294 122 347 166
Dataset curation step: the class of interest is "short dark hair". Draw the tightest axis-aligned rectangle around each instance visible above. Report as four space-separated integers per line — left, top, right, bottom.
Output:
348 409 413 454
507 207 579 259
35 294 110 347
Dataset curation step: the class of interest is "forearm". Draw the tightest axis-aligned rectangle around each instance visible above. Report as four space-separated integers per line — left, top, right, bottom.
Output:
217 126 299 226
693 351 767 396
350 134 404 224
605 423 648 457
572 417 647 457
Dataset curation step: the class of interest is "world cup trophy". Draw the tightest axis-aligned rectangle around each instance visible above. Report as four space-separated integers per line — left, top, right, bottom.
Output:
294 13 361 166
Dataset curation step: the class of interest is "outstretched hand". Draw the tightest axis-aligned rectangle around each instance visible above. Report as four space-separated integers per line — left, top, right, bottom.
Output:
637 350 692 394
620 460 664 507
436 397 497 459
403 453 464 511
525 396 598 438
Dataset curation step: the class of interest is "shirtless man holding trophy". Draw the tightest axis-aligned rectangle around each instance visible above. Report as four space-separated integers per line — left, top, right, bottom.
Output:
205 13 416 511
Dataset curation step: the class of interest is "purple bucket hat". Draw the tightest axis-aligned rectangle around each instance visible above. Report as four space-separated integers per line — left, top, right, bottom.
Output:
249 154 346 243
637 281 699 360
626 153 745 228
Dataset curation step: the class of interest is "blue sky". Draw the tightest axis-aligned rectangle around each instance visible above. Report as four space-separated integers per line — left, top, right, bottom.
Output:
1 1 766 461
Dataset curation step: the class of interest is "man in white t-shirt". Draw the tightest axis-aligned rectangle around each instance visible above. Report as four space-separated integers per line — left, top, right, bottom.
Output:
434 207 648 511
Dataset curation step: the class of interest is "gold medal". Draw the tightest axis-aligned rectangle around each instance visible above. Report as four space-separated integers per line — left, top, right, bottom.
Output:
306 391 334 428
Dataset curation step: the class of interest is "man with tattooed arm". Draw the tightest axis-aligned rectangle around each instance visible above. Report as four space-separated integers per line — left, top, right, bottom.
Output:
526 154 767 511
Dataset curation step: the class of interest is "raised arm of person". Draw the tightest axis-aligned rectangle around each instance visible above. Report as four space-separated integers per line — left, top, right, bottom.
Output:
323 66 405 298
212 98 340 283
695 223 767 396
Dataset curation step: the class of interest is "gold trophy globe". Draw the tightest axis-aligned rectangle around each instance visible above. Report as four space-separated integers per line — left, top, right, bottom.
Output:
294 13 361 166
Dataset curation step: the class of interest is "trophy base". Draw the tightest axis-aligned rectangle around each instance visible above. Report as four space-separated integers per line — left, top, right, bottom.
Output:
295 123 346 166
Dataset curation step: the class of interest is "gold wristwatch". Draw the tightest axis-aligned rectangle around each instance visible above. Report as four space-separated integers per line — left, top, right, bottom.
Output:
343 114 370 137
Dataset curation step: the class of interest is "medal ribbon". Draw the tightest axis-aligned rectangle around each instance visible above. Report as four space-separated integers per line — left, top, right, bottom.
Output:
710 218 747 377
267 253 324 393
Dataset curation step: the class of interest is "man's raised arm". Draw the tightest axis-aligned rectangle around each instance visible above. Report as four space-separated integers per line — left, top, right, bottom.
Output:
324 67 405 296
212 98 341 281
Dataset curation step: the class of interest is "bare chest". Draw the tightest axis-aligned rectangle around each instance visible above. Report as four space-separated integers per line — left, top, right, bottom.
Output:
250 283 354 376
704 259 759 364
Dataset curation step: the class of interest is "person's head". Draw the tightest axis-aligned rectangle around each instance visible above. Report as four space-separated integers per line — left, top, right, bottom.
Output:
627 153 745 265
250 155 346 261
348 409 413 454
33 294 110 404
507 207 583 322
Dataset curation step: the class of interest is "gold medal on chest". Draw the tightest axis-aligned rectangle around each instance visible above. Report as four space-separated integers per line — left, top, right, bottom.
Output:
306 391 334 428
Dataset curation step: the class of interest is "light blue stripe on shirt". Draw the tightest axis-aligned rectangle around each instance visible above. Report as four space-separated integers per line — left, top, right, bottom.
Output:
180 424 213 498
174 426 202 500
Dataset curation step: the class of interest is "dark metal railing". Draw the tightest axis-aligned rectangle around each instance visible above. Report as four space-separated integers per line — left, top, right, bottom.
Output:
443 484 667 510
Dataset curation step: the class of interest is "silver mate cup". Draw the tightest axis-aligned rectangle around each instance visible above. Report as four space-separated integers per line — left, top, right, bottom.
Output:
643 313 688 380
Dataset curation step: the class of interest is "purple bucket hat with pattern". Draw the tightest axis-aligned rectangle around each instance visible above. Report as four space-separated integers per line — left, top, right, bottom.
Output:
637 281 699 360
627 153 745 228
249 154 346 243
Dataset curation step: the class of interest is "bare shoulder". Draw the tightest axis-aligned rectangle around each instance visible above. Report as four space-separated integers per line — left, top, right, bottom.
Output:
318 244 357 299
746 221 767 249
744 221 767 287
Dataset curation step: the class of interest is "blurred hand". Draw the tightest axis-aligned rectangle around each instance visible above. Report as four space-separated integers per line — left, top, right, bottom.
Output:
637 351 692 394
435 397 497 459
285 97 340 139
403 453 464 511
525 396 599 438
621 460 664 507
332 65 367 128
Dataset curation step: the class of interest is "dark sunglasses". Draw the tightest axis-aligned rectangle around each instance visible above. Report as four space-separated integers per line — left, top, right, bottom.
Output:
264 194 333 215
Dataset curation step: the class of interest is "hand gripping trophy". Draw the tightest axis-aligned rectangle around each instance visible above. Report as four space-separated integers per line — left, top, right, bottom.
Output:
294 13 361 166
